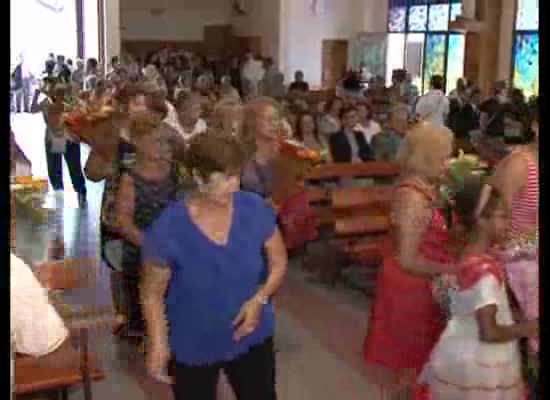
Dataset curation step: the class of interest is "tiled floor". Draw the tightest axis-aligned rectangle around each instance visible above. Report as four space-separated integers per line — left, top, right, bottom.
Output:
13 113 383 400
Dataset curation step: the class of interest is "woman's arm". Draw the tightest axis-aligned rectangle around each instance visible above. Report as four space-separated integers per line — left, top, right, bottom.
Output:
233 227 288 341
115 174 142 246
476 304 537 343
84 150 114 182
256 227 288 301
394 188 455 278
487 153 528 217
141 261 172 348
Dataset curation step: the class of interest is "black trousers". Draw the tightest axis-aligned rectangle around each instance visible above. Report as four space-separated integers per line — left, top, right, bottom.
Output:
45 138 87 195
121 272 144 333
171 338 276 400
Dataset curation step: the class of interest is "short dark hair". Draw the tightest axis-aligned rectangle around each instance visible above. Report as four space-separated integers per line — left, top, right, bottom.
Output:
325 97 343 113
453 175 501 234
185 132 246 180
339 105 357 120
430 75 445 90
87 58 98 70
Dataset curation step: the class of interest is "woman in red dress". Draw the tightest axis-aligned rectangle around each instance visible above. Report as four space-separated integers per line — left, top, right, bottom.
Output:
364 122 457 399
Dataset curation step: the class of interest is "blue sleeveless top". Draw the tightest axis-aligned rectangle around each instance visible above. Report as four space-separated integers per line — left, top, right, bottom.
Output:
143 191 277 366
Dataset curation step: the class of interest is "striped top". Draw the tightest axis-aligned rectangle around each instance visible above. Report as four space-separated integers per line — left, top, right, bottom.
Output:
509 152 538 240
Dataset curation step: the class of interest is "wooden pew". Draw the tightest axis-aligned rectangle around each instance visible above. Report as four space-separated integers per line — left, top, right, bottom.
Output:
304 162 399 228
305 162 400 181
16 353 104 399
302 162 399 288
16 258 108 400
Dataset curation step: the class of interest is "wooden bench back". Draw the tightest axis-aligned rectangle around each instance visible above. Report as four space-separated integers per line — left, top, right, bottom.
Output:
305 163 399 266
304 162 399 228
305 162 400 181
15 353 104 395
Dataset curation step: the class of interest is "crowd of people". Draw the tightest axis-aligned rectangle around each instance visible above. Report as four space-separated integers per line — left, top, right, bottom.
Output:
10 46 539 400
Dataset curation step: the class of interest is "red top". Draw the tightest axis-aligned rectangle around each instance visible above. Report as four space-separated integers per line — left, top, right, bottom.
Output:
458 254 505 291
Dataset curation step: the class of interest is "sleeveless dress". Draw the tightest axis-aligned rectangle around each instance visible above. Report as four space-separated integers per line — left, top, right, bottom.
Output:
121 170 178 333
420 254 524 400
500 152 538 353
364 181 454 391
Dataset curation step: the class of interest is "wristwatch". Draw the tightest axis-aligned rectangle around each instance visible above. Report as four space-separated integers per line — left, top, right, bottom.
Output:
255 294 269 305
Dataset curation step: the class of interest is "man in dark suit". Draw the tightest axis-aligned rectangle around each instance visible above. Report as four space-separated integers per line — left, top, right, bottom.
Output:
329 106 374 163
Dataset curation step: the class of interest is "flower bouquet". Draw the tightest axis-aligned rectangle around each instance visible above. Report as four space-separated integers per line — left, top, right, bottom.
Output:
61 96 116 145
271 139 321 208
431 151 487 318
272 139 322 249
11 176 49 224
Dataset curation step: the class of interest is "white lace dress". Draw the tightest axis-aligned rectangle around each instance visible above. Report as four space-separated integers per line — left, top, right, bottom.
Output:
420 267 524 400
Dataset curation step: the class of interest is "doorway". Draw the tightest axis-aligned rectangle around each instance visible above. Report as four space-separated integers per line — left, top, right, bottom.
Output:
321 39 348 89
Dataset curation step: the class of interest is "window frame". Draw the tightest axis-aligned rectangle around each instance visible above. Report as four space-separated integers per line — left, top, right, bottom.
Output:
386 0 464 93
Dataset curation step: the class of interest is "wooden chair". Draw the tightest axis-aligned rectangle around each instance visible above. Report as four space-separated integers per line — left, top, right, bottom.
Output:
16 258 106 400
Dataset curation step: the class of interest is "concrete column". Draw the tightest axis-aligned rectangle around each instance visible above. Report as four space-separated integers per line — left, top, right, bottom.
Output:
104 0 121 65
497 0 516 81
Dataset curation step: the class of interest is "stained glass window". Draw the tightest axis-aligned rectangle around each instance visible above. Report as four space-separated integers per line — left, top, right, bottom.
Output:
513 33 539 97
423 34 446 93
512 0 538 97
408 6 428 31
450 2 462 22
515 0 538 30
446 34 465 93
386 1 463 89
428 4 449 31
388 7 407 32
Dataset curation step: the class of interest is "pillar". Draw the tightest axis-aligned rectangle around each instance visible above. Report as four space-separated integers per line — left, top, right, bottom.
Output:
103 0 121 65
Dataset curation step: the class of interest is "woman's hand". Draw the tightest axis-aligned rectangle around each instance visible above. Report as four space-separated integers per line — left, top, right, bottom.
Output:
146 341 173 384
232 298 263 342
526 320 539 338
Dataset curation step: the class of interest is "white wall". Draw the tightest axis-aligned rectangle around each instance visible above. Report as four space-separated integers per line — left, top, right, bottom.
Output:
10 0 78 73
279 0 386 88
231 0 281 59
84 0 100 60
120 0 232 41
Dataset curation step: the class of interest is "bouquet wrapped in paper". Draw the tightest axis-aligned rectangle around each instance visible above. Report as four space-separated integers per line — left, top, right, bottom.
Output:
271 139 321 208
61 95 119 159
271 140 322 250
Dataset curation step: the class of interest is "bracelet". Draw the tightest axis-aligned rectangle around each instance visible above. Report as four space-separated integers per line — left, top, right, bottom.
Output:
254 294 269 305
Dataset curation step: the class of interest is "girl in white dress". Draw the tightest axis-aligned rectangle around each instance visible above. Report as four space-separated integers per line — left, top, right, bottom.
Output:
420 178 538 400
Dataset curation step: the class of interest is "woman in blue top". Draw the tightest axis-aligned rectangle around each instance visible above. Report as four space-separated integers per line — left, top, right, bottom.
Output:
141 131 288 400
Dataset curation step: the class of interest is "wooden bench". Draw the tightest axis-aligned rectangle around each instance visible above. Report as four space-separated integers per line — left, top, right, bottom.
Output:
16 352 105 400
301 162 399 289
16 258 108 400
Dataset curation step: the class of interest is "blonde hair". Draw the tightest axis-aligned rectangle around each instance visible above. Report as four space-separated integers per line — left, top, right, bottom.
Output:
211 99 244 136
396 122 453 178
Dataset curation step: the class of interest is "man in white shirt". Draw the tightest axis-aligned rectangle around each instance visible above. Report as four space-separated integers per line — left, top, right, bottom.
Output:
11 253 69 356
415 75 450 128
11 253 78 399
241 53 265 99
